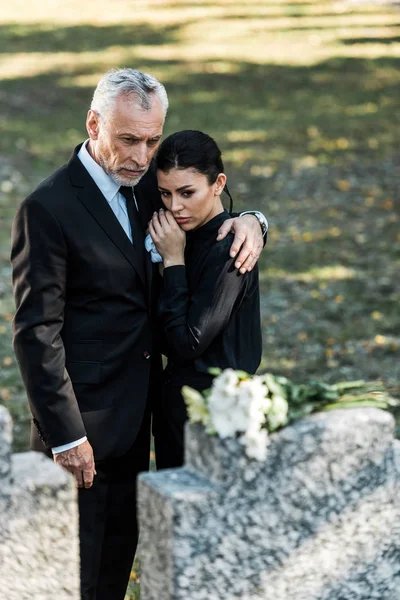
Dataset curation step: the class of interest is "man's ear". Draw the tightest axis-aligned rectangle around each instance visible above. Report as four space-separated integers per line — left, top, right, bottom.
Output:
86 110 100 140
214 173 227 196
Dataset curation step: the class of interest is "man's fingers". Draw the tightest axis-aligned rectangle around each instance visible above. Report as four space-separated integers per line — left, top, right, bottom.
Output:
74 469 84 488
234 244 253 271
53 441 95 490
217 219 233 242
237 250 257 273
231 236 247 260
238 239 263 272
229 234 247 263
82 467 94 489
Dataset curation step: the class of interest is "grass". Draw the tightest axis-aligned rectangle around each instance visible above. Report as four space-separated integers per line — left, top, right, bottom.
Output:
1 1 400 596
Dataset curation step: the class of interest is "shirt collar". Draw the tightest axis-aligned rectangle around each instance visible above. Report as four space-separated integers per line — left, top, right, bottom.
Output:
77 140 120 204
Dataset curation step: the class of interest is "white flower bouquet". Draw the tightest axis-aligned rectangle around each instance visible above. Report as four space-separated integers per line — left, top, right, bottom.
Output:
182 369 398 462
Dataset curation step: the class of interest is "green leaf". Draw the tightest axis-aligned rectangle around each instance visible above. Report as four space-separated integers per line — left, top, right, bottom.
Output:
236 370 250 380
332 380 372 391
322 400 390 411
208 367 222 376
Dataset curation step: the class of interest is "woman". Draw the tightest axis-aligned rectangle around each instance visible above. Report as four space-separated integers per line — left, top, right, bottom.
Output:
149 130 262 469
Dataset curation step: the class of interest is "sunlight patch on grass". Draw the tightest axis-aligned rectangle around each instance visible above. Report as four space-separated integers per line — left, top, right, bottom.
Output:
130 38 400 67
0 49 135 80
227 130 269 143
261 265 357 282
57 61 241 89
1 0 392 26
0 40 395 78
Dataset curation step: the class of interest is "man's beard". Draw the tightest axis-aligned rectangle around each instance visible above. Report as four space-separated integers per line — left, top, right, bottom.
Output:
99 157 148 187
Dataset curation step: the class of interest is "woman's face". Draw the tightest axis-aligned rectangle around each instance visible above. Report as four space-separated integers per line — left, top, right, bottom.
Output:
157 167 226 231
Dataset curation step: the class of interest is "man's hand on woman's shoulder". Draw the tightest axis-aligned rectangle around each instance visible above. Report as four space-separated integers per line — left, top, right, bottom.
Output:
217 213 265 274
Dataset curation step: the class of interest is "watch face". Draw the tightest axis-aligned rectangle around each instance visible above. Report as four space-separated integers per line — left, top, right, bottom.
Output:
256 214 267 234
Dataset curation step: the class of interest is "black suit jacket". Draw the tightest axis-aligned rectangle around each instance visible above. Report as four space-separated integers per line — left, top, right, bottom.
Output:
11 144 163 460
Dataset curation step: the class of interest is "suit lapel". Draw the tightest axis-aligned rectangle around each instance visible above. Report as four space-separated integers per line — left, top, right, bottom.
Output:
68 145 147 288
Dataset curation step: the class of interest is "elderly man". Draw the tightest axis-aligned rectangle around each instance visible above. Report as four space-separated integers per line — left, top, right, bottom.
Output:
11 69 267 600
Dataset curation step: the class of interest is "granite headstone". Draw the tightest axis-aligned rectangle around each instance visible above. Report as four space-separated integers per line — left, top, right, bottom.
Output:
138 408 400 600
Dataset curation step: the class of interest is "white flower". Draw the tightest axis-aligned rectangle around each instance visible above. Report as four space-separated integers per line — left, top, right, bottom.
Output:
207 370 242 437
241 427 269 461
237 378 270 424
182 386 211 428
267 394 289 431
211 368 239 397
183 369 279 461
208 374 269 440
262 373 285 397
210 411 240 438
208 389 245 437
237 376 266 403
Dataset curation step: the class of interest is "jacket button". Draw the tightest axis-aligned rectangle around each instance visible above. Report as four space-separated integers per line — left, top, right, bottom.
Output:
143 351 151 360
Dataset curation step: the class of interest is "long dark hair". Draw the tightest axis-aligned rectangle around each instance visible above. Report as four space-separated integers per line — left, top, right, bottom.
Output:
155 130 233 211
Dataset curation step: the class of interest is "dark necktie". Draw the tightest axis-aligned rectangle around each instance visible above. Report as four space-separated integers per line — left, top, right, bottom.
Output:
119 185 145 267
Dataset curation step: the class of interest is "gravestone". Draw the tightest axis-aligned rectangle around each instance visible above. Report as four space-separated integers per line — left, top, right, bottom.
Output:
138 408 400 600
0 406 80 600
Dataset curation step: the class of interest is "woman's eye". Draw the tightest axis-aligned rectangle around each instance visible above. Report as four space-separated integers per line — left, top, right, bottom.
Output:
160 191 170 197
182 191 193 198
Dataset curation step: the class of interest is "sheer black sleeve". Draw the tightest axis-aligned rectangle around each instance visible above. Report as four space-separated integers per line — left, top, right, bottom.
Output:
158 239 251 361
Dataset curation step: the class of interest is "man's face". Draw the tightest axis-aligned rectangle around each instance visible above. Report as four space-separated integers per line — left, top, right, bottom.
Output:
87 94 165 186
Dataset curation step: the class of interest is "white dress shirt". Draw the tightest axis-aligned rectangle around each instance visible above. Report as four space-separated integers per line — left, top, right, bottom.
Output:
52 140 136 454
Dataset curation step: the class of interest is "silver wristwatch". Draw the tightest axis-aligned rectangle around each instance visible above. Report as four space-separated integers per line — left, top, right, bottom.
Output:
241 211 269 237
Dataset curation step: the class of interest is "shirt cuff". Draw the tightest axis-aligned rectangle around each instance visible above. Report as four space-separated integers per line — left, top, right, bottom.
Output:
52 436 87 454
240 211 269 237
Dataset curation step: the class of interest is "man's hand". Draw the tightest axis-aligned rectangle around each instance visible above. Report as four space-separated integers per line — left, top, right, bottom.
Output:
54 440 96 489
217 214 264 274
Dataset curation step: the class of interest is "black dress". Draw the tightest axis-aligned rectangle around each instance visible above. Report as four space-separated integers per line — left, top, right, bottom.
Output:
154 210 262 469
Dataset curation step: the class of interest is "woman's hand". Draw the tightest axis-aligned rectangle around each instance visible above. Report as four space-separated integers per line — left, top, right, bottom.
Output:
149 209 186 268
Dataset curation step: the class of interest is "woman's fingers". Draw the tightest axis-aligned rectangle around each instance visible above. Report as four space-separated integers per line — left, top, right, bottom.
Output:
152 210 167 230
163 210 177 227
148 218 158 241
150 211 163 237
149 210 171 244
150 210 184 248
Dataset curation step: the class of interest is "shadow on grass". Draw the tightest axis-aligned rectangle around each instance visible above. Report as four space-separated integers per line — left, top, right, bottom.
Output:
1 54 399 170
341 35 400 45
2 10 398 57
275 23 400 31
0 22 183 54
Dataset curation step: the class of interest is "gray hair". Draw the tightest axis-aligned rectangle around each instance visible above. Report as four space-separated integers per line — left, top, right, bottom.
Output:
91 68 169 119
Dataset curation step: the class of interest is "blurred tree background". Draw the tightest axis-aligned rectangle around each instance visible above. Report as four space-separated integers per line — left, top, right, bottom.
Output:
0 3 400 593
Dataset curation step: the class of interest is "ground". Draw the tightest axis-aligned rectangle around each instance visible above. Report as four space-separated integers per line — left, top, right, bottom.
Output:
0 1 399 597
